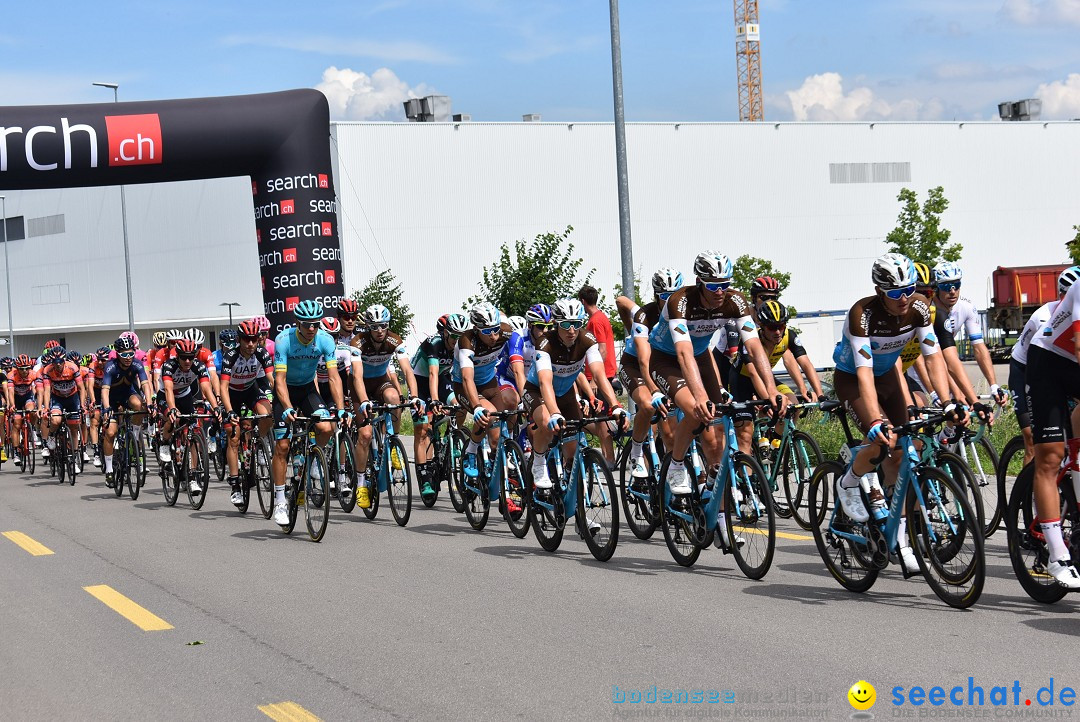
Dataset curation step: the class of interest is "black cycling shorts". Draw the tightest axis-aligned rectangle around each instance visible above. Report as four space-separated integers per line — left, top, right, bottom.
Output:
1025 346 1080 444
272 382 327 440
1008 358 1031 430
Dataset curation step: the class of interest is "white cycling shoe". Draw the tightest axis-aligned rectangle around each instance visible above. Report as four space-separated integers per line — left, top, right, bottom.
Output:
835 478 869 523
897 546 919 573
666 466 692 495
272 501 290 526
532 469 552 490
1048 559 1080 589
630 455 649 479
230 490 244 506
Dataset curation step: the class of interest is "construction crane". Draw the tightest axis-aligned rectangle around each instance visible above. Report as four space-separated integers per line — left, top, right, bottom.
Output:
734 0 763 121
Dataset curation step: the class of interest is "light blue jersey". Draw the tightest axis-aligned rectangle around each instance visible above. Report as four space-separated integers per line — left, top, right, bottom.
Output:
274 327 337 386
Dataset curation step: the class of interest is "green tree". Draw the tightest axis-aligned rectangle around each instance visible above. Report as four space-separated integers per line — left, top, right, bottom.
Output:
732 254 796 316
885 186 962 265
1067 225 1080 265
350 269 413 337
466 226 594 315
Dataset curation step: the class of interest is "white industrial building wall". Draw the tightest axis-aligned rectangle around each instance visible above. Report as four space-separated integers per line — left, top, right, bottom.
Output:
331 121 1080 340
0 177 262 356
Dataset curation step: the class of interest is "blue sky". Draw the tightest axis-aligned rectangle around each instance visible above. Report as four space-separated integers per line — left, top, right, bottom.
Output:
4 0 1080 121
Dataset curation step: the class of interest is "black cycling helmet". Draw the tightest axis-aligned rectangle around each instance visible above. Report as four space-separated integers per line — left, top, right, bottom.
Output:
758 300 790 327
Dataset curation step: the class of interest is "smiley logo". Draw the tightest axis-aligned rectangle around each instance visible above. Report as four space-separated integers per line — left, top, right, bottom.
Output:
848 680 876 711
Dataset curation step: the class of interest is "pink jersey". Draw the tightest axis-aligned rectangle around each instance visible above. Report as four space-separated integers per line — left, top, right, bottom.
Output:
263 339 275 358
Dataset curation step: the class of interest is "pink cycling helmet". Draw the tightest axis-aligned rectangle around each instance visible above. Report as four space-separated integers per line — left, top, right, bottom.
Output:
120 331 140 349
253 315 271 333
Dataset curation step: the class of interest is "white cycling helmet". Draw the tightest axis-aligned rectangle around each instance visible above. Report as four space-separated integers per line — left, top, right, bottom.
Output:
932 261 963 285
550 298 586 323
693 251 733 281
363 304 391 326
506 315 528 334
469 302 501 329
872 253 917 290
1059 266 1080 296
165 328 183 342
183 328 205 346
651 268 684 295
445 313 470 335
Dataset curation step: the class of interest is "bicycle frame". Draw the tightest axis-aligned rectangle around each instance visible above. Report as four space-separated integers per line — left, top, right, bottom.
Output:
462 416 510 502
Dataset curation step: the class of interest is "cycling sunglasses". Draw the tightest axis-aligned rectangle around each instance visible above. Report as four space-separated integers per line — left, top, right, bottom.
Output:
531 322 554 331
239 334 259 342
762 322 787 331
177 354 197 361
701 280 732 293
756 294 779 303
937 281 961 293
478 325 501 336
297 321 319 329
558 320 584 330
368 323 389 331
117 351 136 360
883 285 916 300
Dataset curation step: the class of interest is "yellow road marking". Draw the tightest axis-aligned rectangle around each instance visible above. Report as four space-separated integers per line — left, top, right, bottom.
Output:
733 526 813 541
2 530 54 556
258 701 323 722
83 585 173 631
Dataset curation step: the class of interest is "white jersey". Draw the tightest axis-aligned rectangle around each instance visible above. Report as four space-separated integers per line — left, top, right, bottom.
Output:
1012 301 1056 366
941 297 984 345
1032 282 1080 362
317 343 361 383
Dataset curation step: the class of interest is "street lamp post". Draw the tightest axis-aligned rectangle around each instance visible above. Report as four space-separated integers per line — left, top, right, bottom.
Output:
608 0 635 298
219 302 240 326
92 82 135 333
0 196 12 354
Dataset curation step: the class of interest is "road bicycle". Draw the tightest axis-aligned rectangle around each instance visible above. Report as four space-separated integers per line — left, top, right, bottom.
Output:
110 408 148 500
278 414 332 541
229 407 273 516
419 404 466 510
358 402 413 526
159 408 214 509
455 408 528 534
48 410 83 486
752 401 823 531
324 410 358 514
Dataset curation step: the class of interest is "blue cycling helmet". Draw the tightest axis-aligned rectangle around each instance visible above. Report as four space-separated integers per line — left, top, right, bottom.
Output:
933 261 963 285
526 303 552 325
363 304 391 326
66 350 80 363
293 299 323 322
219 328 239 346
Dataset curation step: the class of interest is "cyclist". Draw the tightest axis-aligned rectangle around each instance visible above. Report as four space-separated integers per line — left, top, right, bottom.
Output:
932 261 1008 406
524 299 626 490
86 347 111 467
1009 267 1080 467
150 329 183 395
253 315 275 359
316 316 368 495
159 339 216 492
219 319 277 506
616 268 682 481
831 253 955 569
335 298 361 344
411 313 468 499
351 304 422 507
4 354 40 467
649 251 785 496
39 347 87 462
1025 270 1080 587
452 302 520 479
270 300 344 527
100 336 153 488
212 328 239 376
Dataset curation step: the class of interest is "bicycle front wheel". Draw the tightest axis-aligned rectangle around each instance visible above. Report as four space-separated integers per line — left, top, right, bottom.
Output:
254 437 274 519
1004 464 1070 604
56 430 68 485
995 434 1027 539
161 457 179 506
502 439 531 539
656 454 702 567
386 436 412 527
906 465 985 609
783 431 824 531
808 460 878 593
336 433 358 514
577 448 619 562
126 433 141 499
113 432 127 498
935 451 985 541
620 445 658 541
447 429 468 513
186 434 210 510
725 452 775 580
304 446 330 541
965 437 999 538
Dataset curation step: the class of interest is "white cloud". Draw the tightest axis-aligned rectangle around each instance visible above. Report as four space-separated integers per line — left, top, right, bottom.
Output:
1034 73 1080 118
1000 0 1080 26
784 72 944 121
315 66 434 121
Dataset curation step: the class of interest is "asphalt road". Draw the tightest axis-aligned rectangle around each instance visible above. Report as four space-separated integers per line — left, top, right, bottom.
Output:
0 442 1077 721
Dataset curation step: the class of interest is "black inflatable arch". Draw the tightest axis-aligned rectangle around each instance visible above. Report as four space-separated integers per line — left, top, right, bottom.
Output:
0 89 343 333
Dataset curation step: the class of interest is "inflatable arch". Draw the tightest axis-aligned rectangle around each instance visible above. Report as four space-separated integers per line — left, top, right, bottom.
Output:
0 89 343 333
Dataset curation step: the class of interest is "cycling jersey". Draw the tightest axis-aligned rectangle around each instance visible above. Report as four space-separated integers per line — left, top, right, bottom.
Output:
411 335 455 378
211 349 224 374
274 327 337 386
317 343 360 383
624 301 662 359
219 346 274 391
6 367 39 397
1032 281 1080 361
833 294 939 376
102 360 149 391
899 304 938 371
526 330 603 397
649 287 757 357
495 331 528 384
736 327 807 377
939 297 984 345
263 338 276 359
40 361 83 398
154 347 214 373
452 323 514 386
353 329 407 379
161 358 211 398
1011 301 1056 367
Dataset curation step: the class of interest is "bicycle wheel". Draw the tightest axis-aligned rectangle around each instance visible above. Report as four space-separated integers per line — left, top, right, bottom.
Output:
420 432 439 508
463 453 491 532
25 434 35 474
906 465 985 609
783 430 824 531
447 429 468 513
995 435 1027 539
1004 464 1070 604
281 476 299 535
620 444 658 541
808 460 879 593
964 437 999 538
935 451 985 541
528 460 564 552
577 448 619 562
336 433 358 514
502 439 531 539
386 436 412 527
113 431 127 498
186 434 210 510
304 445 330 541
57 429 69 485
161 457 179 506
255 437 274 519
126 432 141 500
656 454 702 567
725 452 775 579
212 433 226 482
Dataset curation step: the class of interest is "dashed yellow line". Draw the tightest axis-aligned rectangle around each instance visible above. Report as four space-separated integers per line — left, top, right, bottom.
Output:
733 526 813 541
258 701 323 722
83 585 173 631
2 530 54 556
